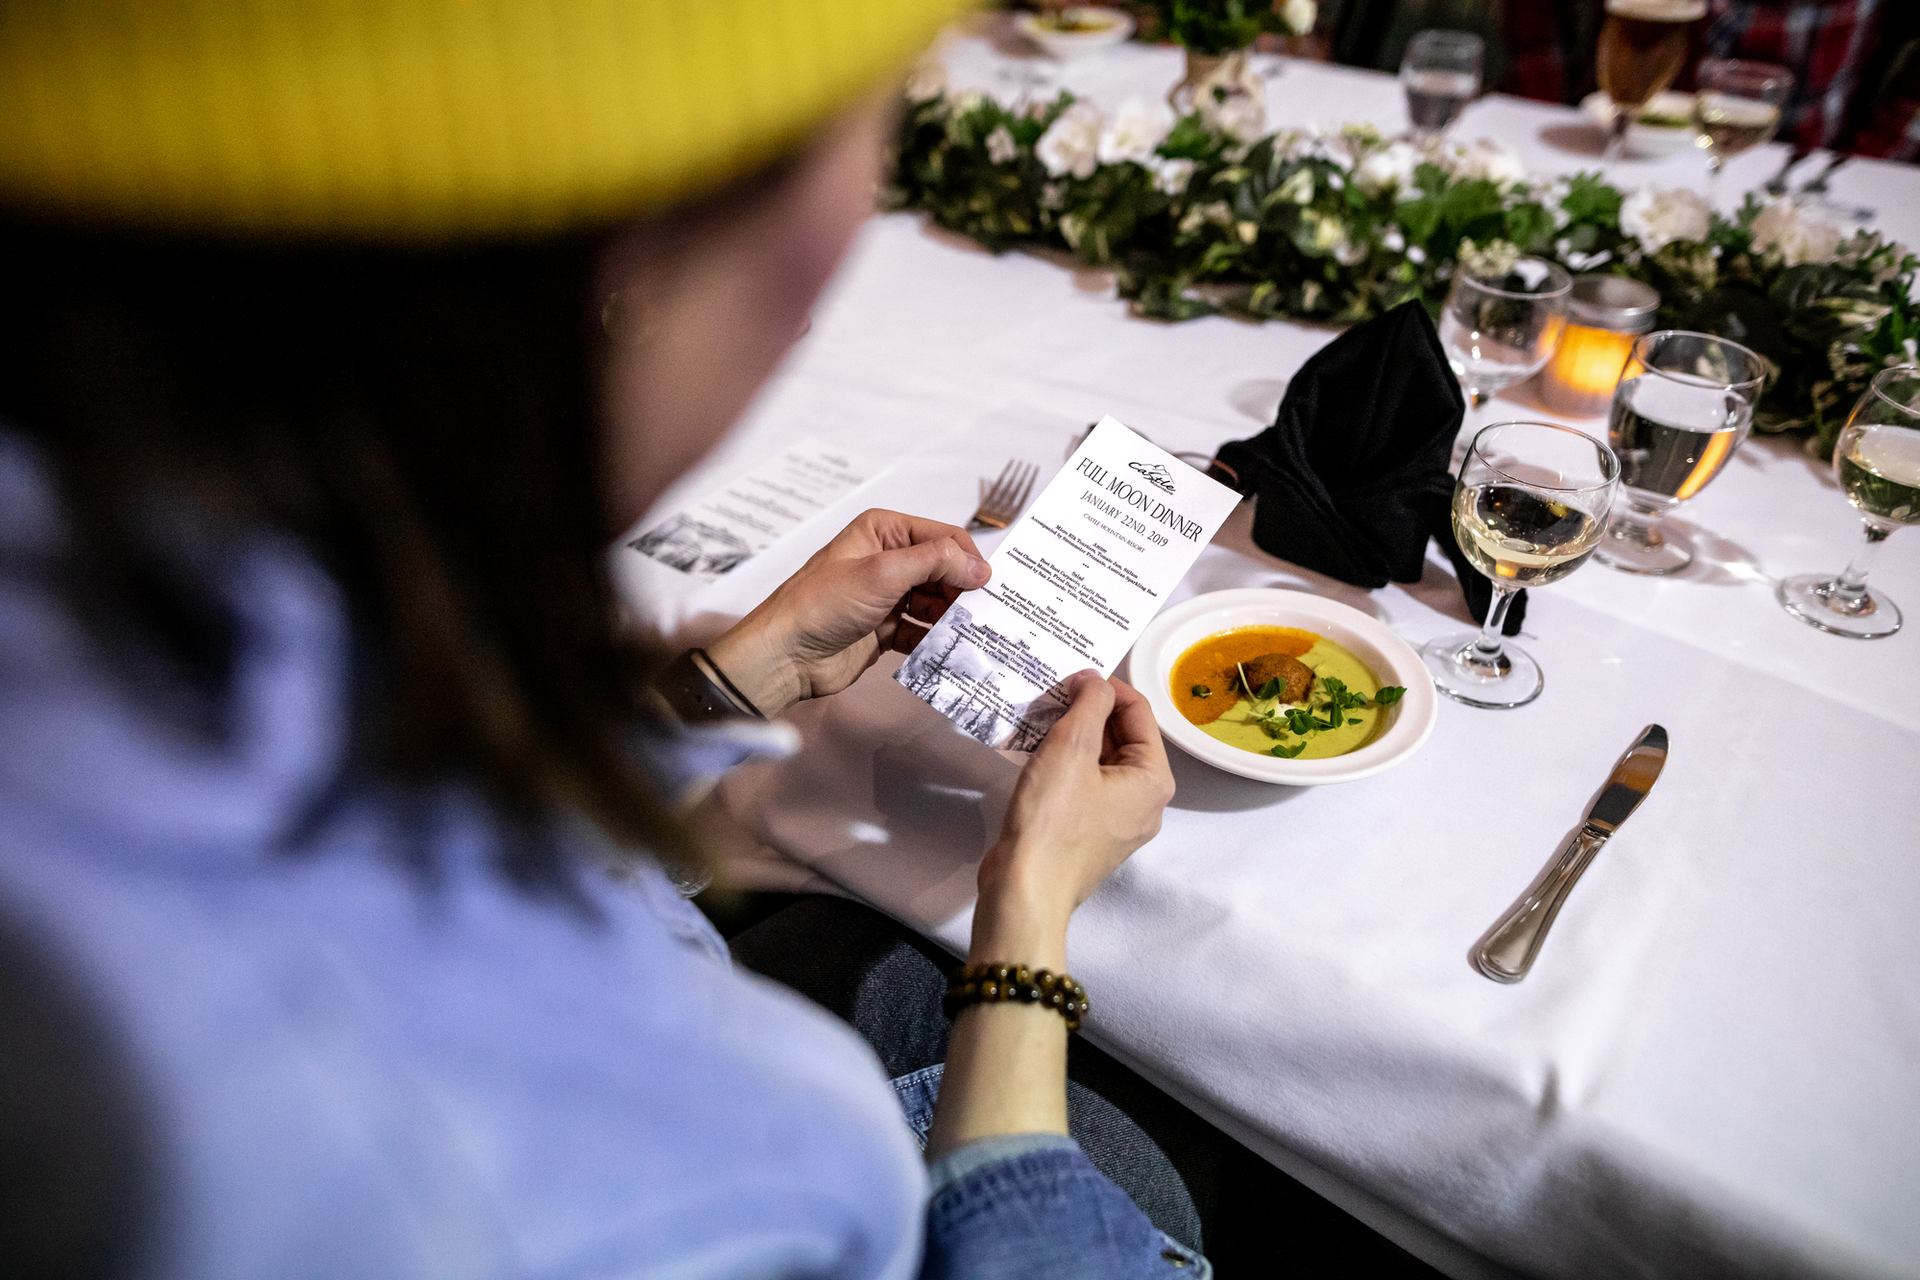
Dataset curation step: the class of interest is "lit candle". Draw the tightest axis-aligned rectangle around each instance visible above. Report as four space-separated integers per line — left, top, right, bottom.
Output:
1538 275 1661 418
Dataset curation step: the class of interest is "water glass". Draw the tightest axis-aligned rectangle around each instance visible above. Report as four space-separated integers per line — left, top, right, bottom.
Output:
1421 422 1621 709
1401 30 1484 141
1439 257 1572 408
1777 365 1920 638
1596 330 1768 575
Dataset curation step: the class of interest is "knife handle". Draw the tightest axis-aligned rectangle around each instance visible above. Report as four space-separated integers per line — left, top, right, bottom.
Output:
1473 825 1609 984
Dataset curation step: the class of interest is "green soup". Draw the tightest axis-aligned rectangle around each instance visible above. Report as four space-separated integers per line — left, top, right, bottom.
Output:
1194 637 1386 760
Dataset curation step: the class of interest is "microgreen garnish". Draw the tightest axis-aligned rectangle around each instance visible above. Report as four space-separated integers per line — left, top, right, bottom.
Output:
1191 684 1212 698
1242 671 1404 759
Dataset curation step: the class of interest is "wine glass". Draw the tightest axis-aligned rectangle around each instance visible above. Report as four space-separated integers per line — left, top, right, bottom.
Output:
1439 257 1572 408
1777 364 1920 639
1693 59 1792 203
1596 330 1767 575
1400 30 1484 142
1421 422 1621 709
1597 0 1707 162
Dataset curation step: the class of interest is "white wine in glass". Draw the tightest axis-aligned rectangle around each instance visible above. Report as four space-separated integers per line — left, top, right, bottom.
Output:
1778 364 1920 638
1693 59 1792 201
1452 484 1604 587
1839 427 1920 522
1422 422 1620 709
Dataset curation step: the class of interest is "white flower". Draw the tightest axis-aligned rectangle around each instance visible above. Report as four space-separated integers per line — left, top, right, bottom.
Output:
1276 167 1315 204
986 126 1017 166
1407 245 1427 264
1448 138 1525 187
904 59 948 104
1035 103 1105 180
1300 210 1343 255
1749 199 1845 266
1618 187 1710 254
1147 155 1196 195
1382 225 1406 252
1458 237 1521 278
1200 92 1267 143
1280 0 1317 34
1353 140 1420 195
1097 99 1174 165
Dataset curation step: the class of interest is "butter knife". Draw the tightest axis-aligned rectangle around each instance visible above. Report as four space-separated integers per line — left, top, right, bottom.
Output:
1473 725 1668 984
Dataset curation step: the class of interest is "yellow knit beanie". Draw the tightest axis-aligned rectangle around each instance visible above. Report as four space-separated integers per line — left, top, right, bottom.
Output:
0 0 968 240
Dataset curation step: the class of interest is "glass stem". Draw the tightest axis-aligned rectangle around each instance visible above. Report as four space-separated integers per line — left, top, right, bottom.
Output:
1832 522 1893 601
1705 150 1722 206
1602 110 1631 162
1612 504 1657 546
1473 584 1517 663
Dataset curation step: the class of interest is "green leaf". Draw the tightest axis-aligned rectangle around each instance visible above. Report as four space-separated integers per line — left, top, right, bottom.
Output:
1190 684 1212 698
1373 686 1406 705
1256 676 1283 700
1270 741 1306 758
1561 172 1623 225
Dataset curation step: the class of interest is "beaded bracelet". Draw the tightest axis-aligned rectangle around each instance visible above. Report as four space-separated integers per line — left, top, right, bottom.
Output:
943 962 1089 1033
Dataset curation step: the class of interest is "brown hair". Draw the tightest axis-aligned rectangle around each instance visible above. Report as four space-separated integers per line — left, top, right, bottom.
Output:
0 215 681 874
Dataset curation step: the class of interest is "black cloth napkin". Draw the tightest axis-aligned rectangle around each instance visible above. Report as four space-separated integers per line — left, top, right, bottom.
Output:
1207 301 1525 634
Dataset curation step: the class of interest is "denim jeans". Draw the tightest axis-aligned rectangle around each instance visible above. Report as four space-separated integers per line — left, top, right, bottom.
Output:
729 894 1220 1255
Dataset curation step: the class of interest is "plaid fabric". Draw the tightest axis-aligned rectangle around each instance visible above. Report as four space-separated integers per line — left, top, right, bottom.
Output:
1487 0 1918 157
1844 38 1920 160
1704 0 1885 149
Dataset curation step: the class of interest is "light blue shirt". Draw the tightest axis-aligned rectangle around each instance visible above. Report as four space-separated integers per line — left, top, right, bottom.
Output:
0 431 1203 1279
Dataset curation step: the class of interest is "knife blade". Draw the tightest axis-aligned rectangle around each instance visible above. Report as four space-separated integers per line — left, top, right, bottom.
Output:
1473 725 1668 984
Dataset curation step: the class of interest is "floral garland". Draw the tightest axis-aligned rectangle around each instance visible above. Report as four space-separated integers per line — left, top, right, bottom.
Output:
884 68 1920 456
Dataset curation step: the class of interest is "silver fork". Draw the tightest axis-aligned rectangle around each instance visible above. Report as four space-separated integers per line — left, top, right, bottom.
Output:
969 460 1039 531
1763 142 1812 196
1797 152 1849 197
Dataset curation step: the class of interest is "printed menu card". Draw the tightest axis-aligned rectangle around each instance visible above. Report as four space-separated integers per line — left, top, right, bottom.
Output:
897 417 1239 750
628 436 873 581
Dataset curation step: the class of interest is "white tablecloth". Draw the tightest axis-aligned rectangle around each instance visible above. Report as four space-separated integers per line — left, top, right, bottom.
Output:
617 27 1920 1280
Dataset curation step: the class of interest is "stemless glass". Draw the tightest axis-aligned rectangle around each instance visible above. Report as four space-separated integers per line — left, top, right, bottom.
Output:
1439 257 1572 408
1597 0 1707 161
1422 422 1621 709
1400 30 1484 142
1777 364 1920 638
1693 59 1792 202
1596 330 1767 575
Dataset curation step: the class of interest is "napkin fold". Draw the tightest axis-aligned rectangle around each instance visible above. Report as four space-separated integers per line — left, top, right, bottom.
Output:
1208 302 1525 634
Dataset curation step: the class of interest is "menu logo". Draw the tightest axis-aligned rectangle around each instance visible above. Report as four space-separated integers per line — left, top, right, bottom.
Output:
1129 461 1175 493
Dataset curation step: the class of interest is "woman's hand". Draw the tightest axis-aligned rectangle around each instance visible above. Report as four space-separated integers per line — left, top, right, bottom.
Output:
927 673 1175 1158
704 509 988 718
971 673 1175 969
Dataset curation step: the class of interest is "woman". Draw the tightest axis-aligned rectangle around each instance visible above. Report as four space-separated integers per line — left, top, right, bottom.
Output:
0 2 1198 1277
